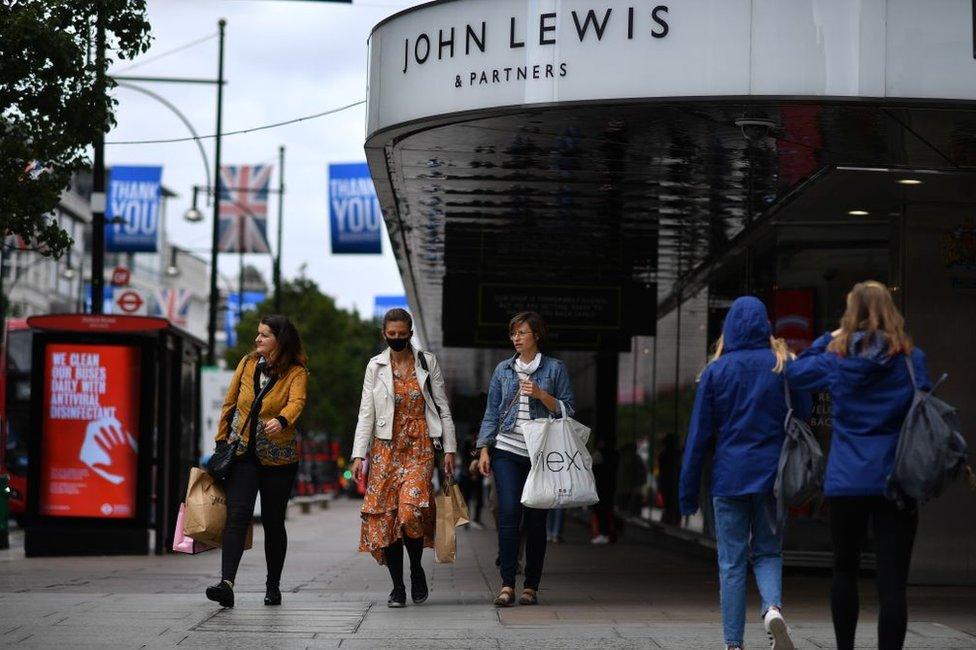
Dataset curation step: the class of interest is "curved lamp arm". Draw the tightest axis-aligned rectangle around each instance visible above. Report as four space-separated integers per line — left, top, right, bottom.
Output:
114 81 212 195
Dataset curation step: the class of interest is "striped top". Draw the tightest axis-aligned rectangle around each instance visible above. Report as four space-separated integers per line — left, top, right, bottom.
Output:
494 367 533 457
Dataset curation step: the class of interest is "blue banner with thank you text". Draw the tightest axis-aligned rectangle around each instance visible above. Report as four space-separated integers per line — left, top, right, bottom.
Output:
225 291 266 348
329 163 383 254
106 165 163 253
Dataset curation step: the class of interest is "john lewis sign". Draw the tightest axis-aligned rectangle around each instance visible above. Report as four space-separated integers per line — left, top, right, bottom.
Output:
367 0 976 137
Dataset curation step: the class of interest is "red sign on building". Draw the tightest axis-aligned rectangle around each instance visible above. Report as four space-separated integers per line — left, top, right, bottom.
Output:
111 266 131 287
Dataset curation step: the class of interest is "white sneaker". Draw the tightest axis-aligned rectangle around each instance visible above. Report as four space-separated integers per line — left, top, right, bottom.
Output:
590 534 610 545
763 607 795 650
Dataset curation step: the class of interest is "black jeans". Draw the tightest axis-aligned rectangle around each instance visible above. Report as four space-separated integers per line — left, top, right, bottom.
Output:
491 448 547 590
221 457 298 586
828 495 918 650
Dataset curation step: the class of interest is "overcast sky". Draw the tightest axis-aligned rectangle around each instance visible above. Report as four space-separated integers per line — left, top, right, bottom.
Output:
105 0 426 316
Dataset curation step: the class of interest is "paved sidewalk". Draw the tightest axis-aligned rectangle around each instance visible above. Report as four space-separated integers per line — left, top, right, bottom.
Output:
2 498 975 648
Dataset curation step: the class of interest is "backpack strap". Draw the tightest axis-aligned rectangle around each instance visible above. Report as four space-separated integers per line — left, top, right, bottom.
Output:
783 376 794 413
904 354 918 390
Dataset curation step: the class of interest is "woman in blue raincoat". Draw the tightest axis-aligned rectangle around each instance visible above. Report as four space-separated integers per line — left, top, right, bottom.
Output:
679 296 806 650
786 281 931 650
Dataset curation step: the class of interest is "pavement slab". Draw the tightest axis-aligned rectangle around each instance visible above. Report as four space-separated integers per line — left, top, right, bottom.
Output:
2 498 975 648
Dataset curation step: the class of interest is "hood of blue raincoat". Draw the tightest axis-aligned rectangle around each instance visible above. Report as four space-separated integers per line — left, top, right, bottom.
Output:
837 331 899 387
722 296 772 352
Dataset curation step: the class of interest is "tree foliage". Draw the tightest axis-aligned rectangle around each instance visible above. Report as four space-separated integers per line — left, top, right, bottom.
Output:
0 1 152 257
225 278 382 453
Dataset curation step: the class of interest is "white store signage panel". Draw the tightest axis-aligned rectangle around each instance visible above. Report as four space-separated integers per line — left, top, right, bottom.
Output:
367 0 976 137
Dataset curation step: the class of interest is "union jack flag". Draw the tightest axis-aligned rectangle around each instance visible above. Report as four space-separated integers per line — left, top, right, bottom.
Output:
217 164 272 253
3 232 48 253
153 287 192 327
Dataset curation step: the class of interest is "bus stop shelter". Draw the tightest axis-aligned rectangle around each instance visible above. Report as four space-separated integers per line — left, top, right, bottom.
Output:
22 314 204 557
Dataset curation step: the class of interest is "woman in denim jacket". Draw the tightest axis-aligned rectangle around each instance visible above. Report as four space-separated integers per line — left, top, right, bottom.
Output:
476 311 575 607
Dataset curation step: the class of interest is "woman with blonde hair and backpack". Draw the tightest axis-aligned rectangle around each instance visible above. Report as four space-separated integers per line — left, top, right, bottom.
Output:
680 296 808 650
787 281 932 650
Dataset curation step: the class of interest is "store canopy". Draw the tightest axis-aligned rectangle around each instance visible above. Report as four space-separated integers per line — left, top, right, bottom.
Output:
364 0 976 349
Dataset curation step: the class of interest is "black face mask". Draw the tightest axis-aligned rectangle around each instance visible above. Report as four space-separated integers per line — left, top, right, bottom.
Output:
386 337 410 352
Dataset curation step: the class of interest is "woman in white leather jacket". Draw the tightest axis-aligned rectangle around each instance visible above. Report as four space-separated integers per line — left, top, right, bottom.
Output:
351 308 456 607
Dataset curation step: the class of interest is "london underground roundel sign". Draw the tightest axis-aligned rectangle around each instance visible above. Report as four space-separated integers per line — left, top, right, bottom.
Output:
115 290 144 314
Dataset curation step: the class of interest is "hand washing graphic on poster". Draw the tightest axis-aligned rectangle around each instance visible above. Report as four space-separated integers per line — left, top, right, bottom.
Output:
40 344 141 519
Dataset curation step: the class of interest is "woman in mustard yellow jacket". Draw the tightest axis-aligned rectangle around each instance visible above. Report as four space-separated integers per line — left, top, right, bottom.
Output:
206 315 308 609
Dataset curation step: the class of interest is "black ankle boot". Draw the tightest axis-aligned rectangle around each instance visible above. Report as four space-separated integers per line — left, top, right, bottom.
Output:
264 585 282 606
388 585 406 608
383 541 406 608
410 566 428 604
206 580 234 608
403 536 428 604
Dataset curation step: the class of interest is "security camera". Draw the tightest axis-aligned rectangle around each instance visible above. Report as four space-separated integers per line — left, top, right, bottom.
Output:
734 118 778 142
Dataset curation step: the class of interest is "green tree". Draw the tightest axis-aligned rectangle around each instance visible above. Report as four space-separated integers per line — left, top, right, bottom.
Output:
1 1 152 257
225 278 381 453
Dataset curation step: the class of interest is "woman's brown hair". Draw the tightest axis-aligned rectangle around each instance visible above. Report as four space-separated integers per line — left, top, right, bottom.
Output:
256 315 307 375
509 311 547 343
827 281 913 357
382 308 413 331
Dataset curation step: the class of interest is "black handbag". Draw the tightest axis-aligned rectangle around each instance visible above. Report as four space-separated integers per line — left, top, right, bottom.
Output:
206 437 239 481
206 366 277 480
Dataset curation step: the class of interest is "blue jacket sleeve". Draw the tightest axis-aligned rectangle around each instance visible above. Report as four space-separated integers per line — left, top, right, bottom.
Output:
551 361 576 418
477 367 503 448
804 332 833 356
785 333 834 393
679 369 716 516
911 348 934 392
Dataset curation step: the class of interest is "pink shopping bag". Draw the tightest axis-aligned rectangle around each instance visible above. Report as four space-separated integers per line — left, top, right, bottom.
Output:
173 502 217 554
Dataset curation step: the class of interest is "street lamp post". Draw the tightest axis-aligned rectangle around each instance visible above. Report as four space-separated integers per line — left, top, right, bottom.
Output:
91 8 107 314
107 22 225 355
206 18 227 366
274 145 285 313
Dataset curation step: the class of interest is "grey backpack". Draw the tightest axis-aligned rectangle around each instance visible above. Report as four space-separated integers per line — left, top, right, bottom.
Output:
886 357 967 505
774 379 825 526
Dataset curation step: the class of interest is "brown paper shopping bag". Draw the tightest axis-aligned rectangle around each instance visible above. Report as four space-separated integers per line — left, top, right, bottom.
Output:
434 483 457 563
448 481 470 526
434 478 469 563
184 467 252 549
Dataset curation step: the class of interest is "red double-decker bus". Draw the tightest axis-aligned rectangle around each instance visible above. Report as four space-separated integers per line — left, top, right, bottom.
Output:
1 318 31 523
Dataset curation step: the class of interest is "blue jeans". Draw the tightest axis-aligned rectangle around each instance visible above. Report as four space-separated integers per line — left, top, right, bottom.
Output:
491 448 548 589
547 508 564 538
712 492 783 646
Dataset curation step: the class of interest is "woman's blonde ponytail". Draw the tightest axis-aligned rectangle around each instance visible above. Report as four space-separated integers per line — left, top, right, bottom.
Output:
770 336 794 374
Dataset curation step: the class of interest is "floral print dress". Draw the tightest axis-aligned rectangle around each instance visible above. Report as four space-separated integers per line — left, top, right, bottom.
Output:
359 365 436 564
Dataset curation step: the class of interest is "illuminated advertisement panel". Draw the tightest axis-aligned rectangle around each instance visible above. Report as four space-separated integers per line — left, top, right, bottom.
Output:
40 344 141 518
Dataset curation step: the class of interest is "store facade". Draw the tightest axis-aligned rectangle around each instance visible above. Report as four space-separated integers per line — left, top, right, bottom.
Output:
365 0 976 584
